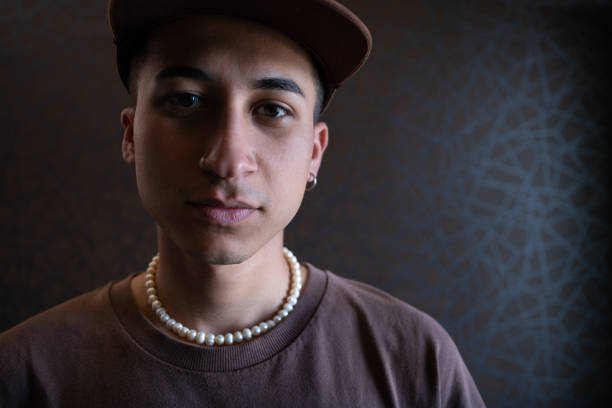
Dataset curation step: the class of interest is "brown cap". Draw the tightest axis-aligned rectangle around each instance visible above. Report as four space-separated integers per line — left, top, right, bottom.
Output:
108 0 372 112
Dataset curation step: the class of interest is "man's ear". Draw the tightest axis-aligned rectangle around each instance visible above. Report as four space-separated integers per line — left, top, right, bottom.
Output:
120 107 136 164
310 121 329 176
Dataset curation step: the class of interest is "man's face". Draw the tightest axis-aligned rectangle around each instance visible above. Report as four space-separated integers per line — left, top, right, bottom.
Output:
121 16 328 264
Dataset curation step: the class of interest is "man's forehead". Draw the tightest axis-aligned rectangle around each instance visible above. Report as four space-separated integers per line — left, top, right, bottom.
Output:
140 16 318 91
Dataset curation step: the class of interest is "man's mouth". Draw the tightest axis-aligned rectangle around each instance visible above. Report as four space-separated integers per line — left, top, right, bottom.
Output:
186 199 257 225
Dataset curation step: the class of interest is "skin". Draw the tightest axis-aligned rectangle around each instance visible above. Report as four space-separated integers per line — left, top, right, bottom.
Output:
121 16 328 338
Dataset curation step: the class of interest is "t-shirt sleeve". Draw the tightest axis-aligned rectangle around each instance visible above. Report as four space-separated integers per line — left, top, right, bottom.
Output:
327 273 486 407
424 314 486 408
0 326 35 408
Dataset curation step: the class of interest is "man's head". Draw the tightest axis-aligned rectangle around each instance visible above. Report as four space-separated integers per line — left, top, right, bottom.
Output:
109 1 371 264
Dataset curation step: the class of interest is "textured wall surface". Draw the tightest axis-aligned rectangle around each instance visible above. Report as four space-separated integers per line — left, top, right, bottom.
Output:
1 1 610 407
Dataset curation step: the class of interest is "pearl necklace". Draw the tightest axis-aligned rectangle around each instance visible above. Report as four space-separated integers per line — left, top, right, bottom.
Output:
144 247 302 346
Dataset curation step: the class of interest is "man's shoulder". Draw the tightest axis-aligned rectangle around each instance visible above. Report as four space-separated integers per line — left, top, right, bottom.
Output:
315 268 486 407
318 268 466 364
0 277 134 407
0 280 117 352
324 270 448 339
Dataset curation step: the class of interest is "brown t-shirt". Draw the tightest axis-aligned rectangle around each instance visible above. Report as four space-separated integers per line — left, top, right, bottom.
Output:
0 264 485 407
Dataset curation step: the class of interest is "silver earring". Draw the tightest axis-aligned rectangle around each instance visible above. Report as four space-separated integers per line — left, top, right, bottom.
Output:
306 172 318 191
198 156 207 170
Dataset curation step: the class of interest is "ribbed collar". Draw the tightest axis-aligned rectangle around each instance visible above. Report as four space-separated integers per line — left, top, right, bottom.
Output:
109 263 327 372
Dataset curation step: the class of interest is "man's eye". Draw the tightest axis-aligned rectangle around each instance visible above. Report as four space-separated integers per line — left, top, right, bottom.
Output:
167 93 202 109
255 103 290 118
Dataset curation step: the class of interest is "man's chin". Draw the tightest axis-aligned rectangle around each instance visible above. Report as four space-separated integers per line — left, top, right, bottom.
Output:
186 245 252 266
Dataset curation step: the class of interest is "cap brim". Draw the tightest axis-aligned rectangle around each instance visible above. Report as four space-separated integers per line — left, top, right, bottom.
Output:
108 0 372 111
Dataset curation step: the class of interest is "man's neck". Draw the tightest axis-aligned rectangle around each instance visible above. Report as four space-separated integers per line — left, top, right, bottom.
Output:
130 233 303 338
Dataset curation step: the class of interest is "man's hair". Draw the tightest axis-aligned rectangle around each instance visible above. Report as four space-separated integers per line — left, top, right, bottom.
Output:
126 38 325 123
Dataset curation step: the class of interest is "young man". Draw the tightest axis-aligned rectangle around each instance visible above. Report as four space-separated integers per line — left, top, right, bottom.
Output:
0 1 485 406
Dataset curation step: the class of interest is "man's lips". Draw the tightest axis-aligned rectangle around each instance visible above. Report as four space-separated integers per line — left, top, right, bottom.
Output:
186 199 257 225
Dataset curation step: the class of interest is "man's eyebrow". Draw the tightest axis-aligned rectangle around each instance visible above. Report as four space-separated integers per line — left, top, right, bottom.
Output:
156 66 210 82
154 69 303 97
252 77 304 97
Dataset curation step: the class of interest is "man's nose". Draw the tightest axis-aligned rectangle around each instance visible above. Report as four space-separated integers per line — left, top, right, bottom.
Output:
198 109 258 179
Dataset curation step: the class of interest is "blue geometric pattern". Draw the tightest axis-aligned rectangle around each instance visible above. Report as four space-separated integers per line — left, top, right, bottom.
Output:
292 1 611 406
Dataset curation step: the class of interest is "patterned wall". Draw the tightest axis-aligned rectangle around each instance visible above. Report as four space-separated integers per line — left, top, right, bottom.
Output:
1 1 610 407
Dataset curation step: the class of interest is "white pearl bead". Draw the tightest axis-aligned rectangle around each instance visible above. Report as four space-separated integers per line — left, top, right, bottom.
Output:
147 294 158 304
145 280 154 289
224 333 234 345
215 335 225 345
151 300 161 310
234 331 244 343
160 314 170 323
279 309 289 318
273 315 282 323
205 334 215 346
267 320 276 328
259 322 269 332
251 325 261 336
145 273 154 281
180 326 190 337
173 322 183 334
166 319 176 329
243 328 252 340
196 332 206 345
146 287 157 296
187 329 197 341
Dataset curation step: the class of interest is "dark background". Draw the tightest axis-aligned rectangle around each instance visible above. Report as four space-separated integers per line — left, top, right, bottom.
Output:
1 1 610 406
